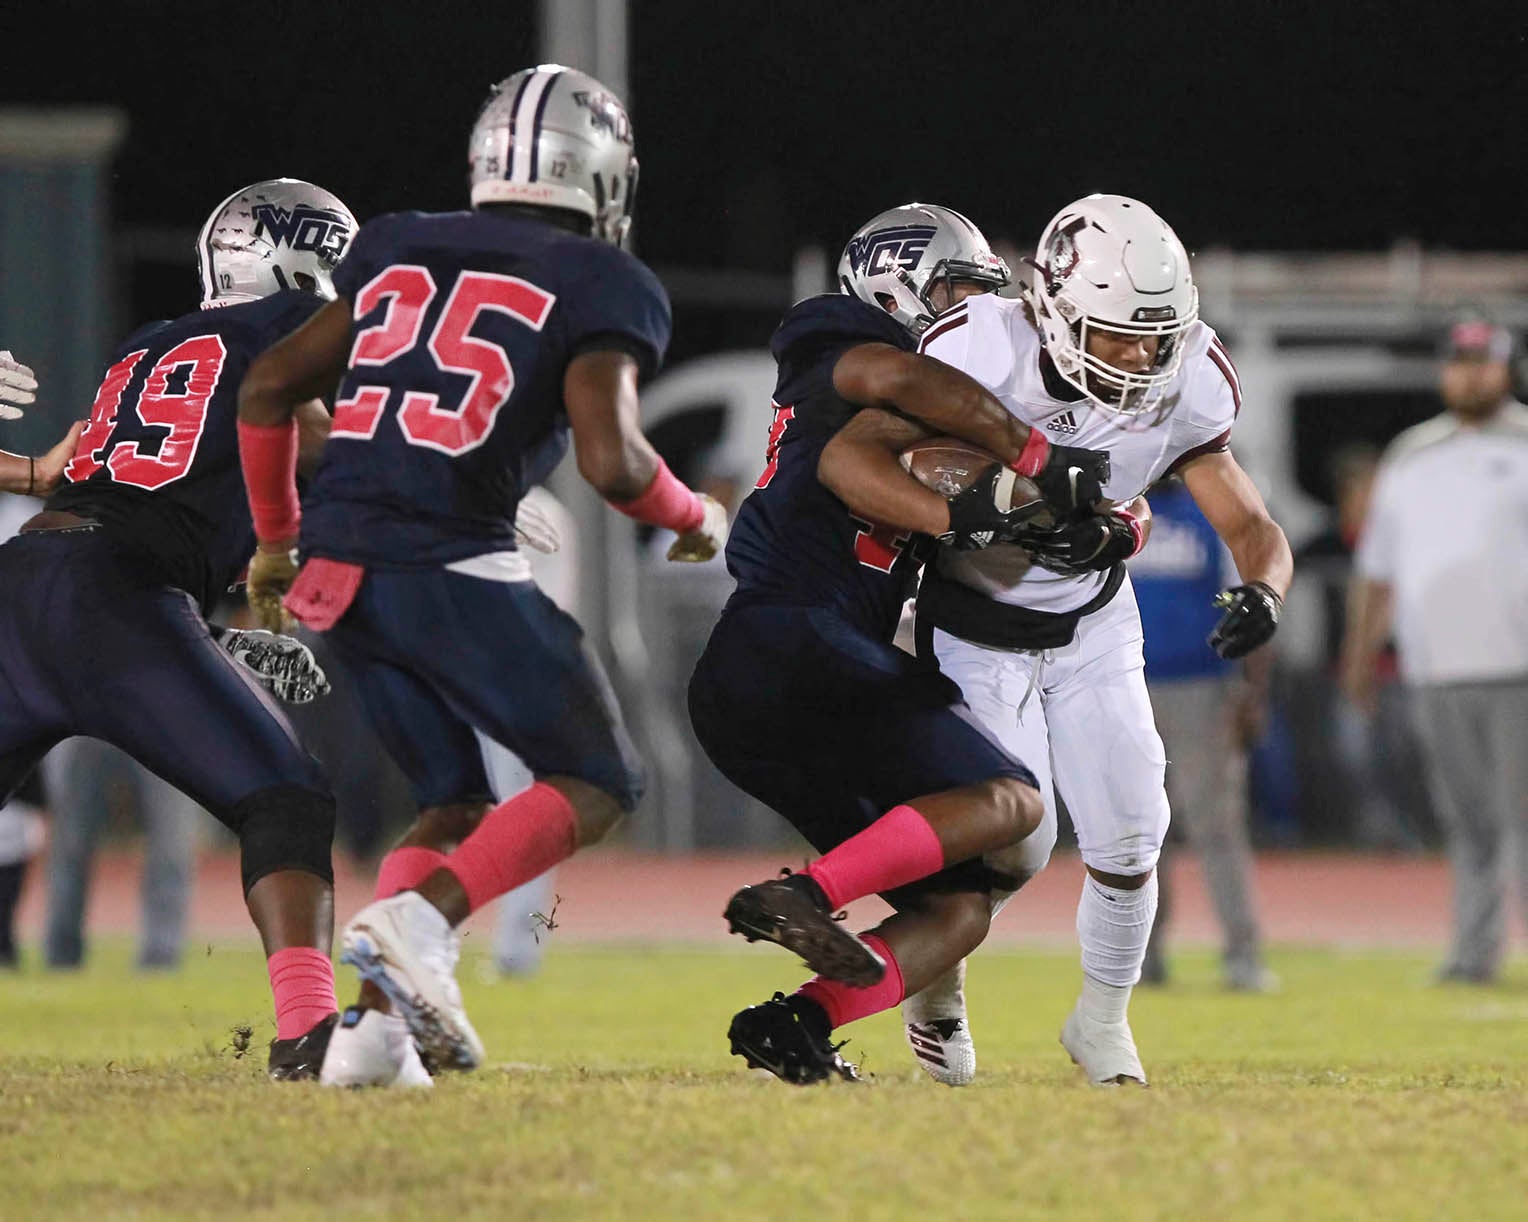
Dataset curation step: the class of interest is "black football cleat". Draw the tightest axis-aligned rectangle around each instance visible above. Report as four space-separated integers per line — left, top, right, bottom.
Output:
267 1012 339 1081
727 993 861 1086
723 871 886 987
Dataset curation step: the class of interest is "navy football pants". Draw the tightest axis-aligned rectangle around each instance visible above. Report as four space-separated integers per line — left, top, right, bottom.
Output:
0 531 327 821
323 567 645 812
688 602 1037 906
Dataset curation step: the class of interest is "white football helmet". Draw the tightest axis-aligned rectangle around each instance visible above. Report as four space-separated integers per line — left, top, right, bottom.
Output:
469 64 638 247
197 179 356 309
1023 194 1198 416
838 203 1010 336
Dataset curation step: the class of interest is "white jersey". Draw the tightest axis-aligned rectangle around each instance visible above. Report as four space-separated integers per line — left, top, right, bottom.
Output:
918 293 1240 613
1355 401 1528 685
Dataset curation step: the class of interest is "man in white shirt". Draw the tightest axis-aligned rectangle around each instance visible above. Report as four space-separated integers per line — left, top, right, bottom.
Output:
903 195 1293 1086
1342 319 1528 983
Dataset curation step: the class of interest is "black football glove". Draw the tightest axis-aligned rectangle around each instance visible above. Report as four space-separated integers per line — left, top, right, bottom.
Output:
1020 511 1143 575
220 628 332 704
941 466 1053 551
1030 442 1111 515
1207 582 1282 659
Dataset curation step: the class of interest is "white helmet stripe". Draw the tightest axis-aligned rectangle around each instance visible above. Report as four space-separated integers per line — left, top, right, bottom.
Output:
509 66 561 184
195 186 240 305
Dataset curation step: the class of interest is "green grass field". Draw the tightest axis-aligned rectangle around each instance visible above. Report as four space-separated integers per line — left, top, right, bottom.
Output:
3 942 1526 1220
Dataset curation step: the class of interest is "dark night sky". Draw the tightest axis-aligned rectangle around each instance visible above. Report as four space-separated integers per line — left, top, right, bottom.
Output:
6 0 1527 322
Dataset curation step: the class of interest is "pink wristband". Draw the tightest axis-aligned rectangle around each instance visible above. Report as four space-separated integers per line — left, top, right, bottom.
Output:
237 419 301 544
610 458 706 533
1010 429 1051 478
1115 508 1146 557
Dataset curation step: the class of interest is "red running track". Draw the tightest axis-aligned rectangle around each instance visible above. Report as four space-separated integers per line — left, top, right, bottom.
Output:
12 847 1481 950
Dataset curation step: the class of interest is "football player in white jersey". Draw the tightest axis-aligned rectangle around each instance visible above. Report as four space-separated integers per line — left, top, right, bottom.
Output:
903 194 1292 1086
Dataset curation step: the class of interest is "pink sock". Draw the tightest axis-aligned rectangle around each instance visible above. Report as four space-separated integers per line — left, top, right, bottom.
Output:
796 934 906 1030
804 804 945 910
445 782 580 914
374 845 448 900
267 946 337 1040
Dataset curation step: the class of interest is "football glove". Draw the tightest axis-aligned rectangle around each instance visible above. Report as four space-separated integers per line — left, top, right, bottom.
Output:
1031 443 1111 515
1020 510 1143 575
514 495 561 554
0 351 38 421
247 546 301 633
1208 582 1282 659
942 467 1054 551
220 629 331 704
668 493 729 562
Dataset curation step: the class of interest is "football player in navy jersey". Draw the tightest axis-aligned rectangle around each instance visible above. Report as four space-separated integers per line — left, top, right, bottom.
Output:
237 65 728 1083
689 204 1114 1084
0 179 355 1079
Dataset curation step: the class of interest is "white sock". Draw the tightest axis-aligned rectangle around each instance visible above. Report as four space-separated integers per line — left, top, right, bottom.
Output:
1076 872 1159 1020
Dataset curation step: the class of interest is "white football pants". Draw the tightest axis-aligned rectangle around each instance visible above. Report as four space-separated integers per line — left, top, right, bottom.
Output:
932 575 1170 887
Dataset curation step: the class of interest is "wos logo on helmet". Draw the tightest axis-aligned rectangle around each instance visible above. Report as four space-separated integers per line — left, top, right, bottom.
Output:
469 64 639 247
838 203 1010 336
197 178 357 309
1023 193 1199 417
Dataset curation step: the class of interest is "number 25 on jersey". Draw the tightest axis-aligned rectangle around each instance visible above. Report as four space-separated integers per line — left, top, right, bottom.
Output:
330 265 556 456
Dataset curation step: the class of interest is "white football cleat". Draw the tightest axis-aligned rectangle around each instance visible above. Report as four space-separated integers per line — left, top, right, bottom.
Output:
901 959 976 1086
341 892 484 1071
1060 1003 1147 1087
320 1007 433 1088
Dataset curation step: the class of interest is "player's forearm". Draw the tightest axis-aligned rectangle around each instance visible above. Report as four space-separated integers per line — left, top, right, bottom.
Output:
819 432 950 536
0 450 35 495
836 346 1033 466
1223 514 1292 598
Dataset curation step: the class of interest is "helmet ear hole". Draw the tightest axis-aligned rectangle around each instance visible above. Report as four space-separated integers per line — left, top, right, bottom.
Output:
292 272 317 295
874 292 899 315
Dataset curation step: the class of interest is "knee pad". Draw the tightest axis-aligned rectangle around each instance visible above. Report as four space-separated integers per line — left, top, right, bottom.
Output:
226 784 336 895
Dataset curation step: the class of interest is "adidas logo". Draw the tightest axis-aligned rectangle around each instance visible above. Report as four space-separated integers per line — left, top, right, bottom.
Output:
1045 410 1079 435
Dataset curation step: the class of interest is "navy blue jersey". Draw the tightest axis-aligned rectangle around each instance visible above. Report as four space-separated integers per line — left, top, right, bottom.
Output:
722 294 925 640
47 291 324 612
301 210 672 568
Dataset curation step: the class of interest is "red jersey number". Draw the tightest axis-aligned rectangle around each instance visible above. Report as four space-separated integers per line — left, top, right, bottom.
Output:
755 404 794 489
851 517 910 573
332 265 557 456
64 338 227 490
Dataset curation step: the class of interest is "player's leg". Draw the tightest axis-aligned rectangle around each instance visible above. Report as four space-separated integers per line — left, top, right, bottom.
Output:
712 611 1042 986
1046 594 1169 1085
903 627 1060 1084
69 588 338 1076
352 572 640 939
706 609 1043 1082
1411 684 1502 981
474 732 558 976
314 642 490 1083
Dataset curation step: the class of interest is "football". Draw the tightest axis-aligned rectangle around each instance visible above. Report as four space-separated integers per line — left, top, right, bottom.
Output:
899 436 1054 527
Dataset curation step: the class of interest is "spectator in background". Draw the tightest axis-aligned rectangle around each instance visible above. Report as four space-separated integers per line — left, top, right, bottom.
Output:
1132 477 1276 991
40 739 203 969
1342 318 1528 984
1299 445 1430 849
